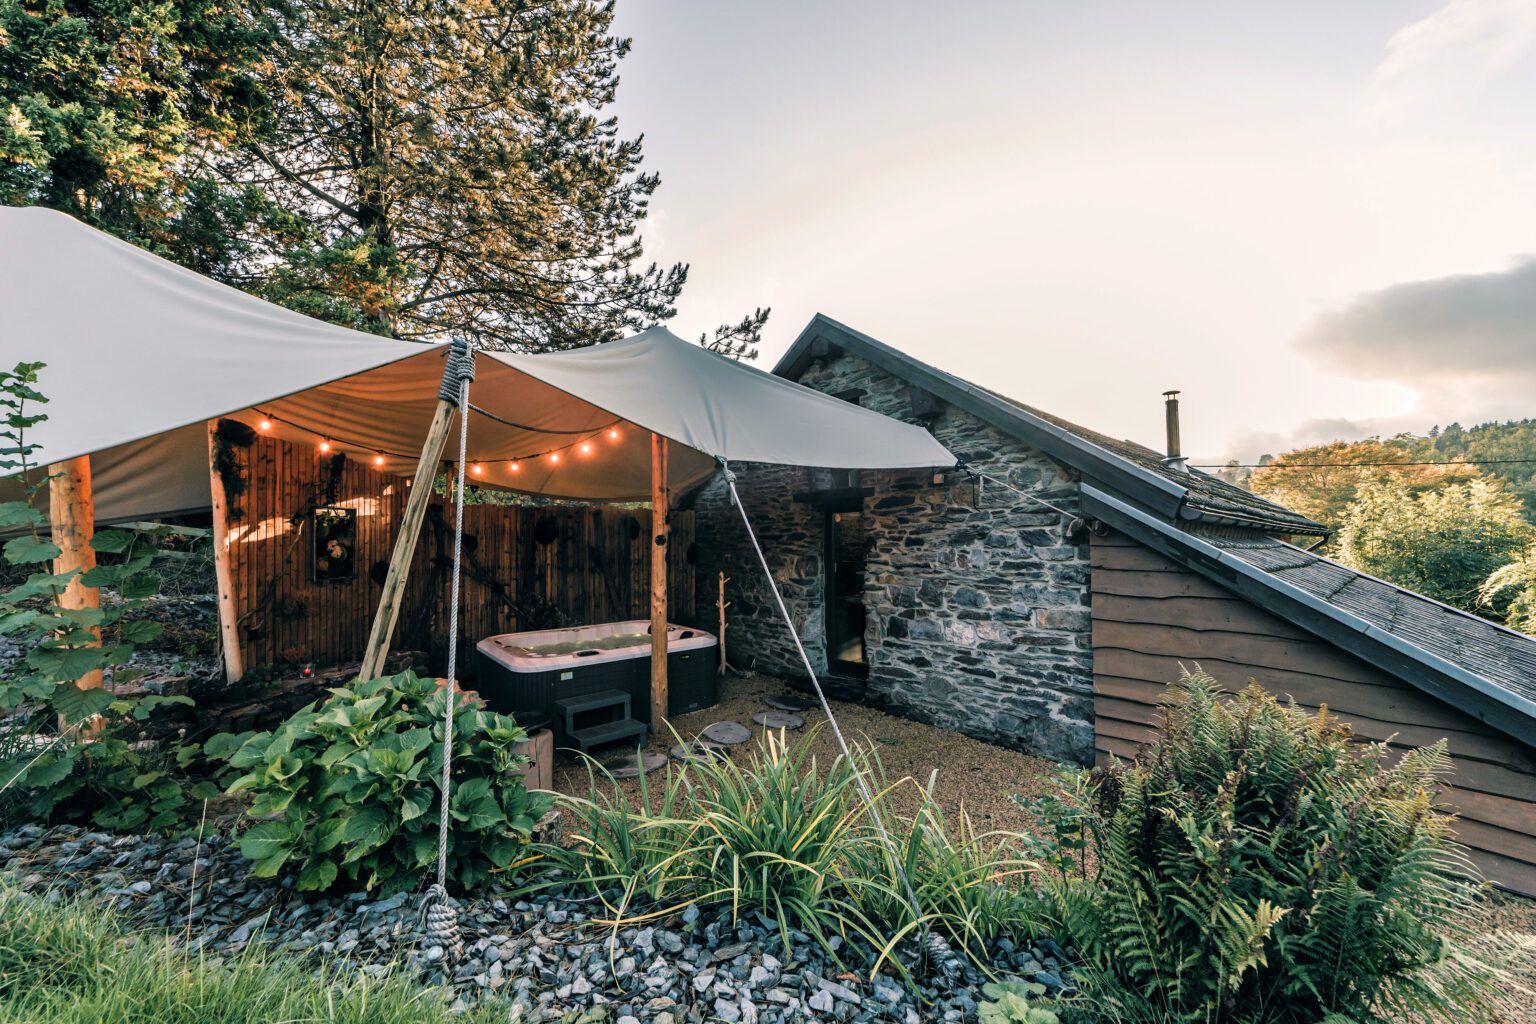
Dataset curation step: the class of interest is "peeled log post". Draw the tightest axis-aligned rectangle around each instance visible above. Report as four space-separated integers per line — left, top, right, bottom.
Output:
650 433 670 730
207 422 245 684
48 455 103 696
360 400 458 681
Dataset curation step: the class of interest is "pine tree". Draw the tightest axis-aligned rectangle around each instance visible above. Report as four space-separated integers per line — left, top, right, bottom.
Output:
0 0 266 259
216 0 764 352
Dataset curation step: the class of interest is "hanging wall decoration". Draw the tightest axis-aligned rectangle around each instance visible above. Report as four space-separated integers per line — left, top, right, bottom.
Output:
312 506 357 583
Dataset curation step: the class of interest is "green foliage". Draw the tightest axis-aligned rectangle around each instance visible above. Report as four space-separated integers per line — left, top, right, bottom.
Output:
0 884 511 1022
545 730 1040 975
213 672 551 894
1034 670 1494 1024
0 362 204 832
978 980 1060 1024
1337 478 1532 615
0 0 268 258
1478 548 1536 636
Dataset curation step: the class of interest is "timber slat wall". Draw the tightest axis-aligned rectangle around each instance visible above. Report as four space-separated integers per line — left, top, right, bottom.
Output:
225 435 695 675
1091 529 1536 896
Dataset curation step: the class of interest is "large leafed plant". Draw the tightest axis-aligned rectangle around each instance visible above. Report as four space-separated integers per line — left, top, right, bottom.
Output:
211 672 551 894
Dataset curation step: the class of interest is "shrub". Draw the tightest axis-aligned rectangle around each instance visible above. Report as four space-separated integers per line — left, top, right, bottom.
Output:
1035 670 1493 1024
212 672 551 894
0 884 509 1023
547 730 1039 970
0 361 203 832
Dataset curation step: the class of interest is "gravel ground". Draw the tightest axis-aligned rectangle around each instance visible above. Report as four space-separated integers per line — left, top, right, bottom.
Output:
553 672 1065 835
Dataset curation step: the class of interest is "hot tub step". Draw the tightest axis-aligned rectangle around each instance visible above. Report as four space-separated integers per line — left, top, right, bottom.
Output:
555 688 632 719
568 717 648 754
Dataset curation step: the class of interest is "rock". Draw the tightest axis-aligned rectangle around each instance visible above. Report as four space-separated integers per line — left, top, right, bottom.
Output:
713 997 743 1022
751 712 804 731
699 721 751 746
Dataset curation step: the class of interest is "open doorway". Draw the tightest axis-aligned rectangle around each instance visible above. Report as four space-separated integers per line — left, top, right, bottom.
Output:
825 509 868 678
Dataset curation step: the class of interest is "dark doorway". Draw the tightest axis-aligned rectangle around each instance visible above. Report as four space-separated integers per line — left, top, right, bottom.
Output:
825 509 868 678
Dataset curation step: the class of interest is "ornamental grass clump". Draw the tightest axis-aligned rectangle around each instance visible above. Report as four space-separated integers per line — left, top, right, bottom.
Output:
210 672 551 894
547 729 1040 971
1035 669 1494 1024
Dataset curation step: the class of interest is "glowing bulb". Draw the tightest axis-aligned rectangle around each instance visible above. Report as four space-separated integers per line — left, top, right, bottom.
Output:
548 452 560 464
257 419 272 432
471 463 483 476
579 441 593 455
373 454 385 467
318 439 332 453
509 461 521 473
607 428 620 441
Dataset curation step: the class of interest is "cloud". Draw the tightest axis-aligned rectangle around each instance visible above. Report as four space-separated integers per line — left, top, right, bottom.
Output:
1298 256 1536 378
1369 0 1536 120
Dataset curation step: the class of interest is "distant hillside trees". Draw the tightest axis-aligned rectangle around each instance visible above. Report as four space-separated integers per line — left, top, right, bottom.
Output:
1337 479 1531 618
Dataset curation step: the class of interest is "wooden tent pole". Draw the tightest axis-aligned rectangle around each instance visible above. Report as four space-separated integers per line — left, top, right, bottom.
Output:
49 455 104 705
717 571 731 676
205 424 245 684
650 433 670 730
359 399 458 681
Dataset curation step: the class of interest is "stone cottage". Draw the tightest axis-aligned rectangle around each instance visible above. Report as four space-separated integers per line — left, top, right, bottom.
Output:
694 313 1536 895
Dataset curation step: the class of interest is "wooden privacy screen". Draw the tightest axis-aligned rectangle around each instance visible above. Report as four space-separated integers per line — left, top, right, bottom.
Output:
221 434 696 675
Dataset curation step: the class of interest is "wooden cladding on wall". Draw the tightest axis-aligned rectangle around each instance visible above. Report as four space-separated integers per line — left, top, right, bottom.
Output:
224 435 695 674
1090 528 1536 897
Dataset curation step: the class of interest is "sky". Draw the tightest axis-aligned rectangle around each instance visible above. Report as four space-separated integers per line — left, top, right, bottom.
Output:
607 0 1536 464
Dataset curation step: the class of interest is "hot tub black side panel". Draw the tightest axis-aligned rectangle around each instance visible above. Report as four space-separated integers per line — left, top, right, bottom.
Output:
667 645 718 717
472 650 556 723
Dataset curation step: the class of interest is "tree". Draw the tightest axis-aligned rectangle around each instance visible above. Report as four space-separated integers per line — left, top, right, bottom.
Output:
1479 550 1536 636
1337 478 1532 616
1250 439 1479 535
213 0 764 352
0 0 265 260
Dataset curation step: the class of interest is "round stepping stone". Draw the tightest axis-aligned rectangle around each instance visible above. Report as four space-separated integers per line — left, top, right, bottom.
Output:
669 740 725 764
699 720 752 746
752 711 805 731
762 693 816 712
604 750 668 779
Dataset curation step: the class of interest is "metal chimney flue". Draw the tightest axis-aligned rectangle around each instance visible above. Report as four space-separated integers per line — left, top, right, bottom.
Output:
1162 390 1188 472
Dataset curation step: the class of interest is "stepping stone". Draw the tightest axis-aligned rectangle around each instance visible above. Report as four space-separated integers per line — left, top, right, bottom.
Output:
699 721 752 746
670 740 725 764
752 711 805 731
604 750 668 779
762 693 816 712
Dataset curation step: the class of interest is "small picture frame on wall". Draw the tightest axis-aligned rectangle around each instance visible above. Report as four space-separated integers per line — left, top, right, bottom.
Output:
312 506 357 583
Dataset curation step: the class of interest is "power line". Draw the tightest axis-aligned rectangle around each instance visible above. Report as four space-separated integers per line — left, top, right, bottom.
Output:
1192 458 1536 469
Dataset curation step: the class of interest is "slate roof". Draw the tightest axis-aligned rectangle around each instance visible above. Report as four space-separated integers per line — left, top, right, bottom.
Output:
776 314 1327 537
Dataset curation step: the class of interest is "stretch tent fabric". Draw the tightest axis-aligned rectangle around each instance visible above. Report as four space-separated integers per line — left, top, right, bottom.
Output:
0 207 954 520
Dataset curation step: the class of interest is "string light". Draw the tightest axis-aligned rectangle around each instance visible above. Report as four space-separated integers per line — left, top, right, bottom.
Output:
548 452 560 464
471 463 483 476
257 419 272 432
579 441 593 455
607 428 620 441
318 439 332 454
509 461 521 473
373 454 386 467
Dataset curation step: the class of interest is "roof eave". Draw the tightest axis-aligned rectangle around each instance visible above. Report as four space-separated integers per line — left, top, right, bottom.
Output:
1081 483 1536 749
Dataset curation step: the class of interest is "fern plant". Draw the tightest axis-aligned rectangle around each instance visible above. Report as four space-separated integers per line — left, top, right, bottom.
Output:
1035 670 1493 1024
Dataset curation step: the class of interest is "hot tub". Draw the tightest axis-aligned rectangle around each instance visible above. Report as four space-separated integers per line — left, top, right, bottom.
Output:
473 621 717 742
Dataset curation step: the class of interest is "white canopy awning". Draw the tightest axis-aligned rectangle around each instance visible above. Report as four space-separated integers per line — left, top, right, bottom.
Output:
1 207 953 519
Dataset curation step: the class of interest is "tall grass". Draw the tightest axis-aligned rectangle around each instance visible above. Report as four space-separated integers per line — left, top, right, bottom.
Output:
541 729 1042 974
0 886 504 1024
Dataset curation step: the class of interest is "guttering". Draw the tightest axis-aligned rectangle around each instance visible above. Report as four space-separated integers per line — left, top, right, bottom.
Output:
1081 483 1536 749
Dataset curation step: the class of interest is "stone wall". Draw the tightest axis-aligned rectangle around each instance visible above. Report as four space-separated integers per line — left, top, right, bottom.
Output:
693 352 1095 764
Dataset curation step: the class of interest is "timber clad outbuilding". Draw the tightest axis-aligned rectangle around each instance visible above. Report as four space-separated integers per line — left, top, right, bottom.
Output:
701 313 1536 896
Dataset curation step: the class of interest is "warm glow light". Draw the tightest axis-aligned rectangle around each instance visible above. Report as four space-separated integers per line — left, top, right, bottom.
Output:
607 428 620 441
373 454 385 467
471 463 483 476
318 440 332 453
509 461 521 472
579 441 593 455
258 419 272 432
548 452 560 464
